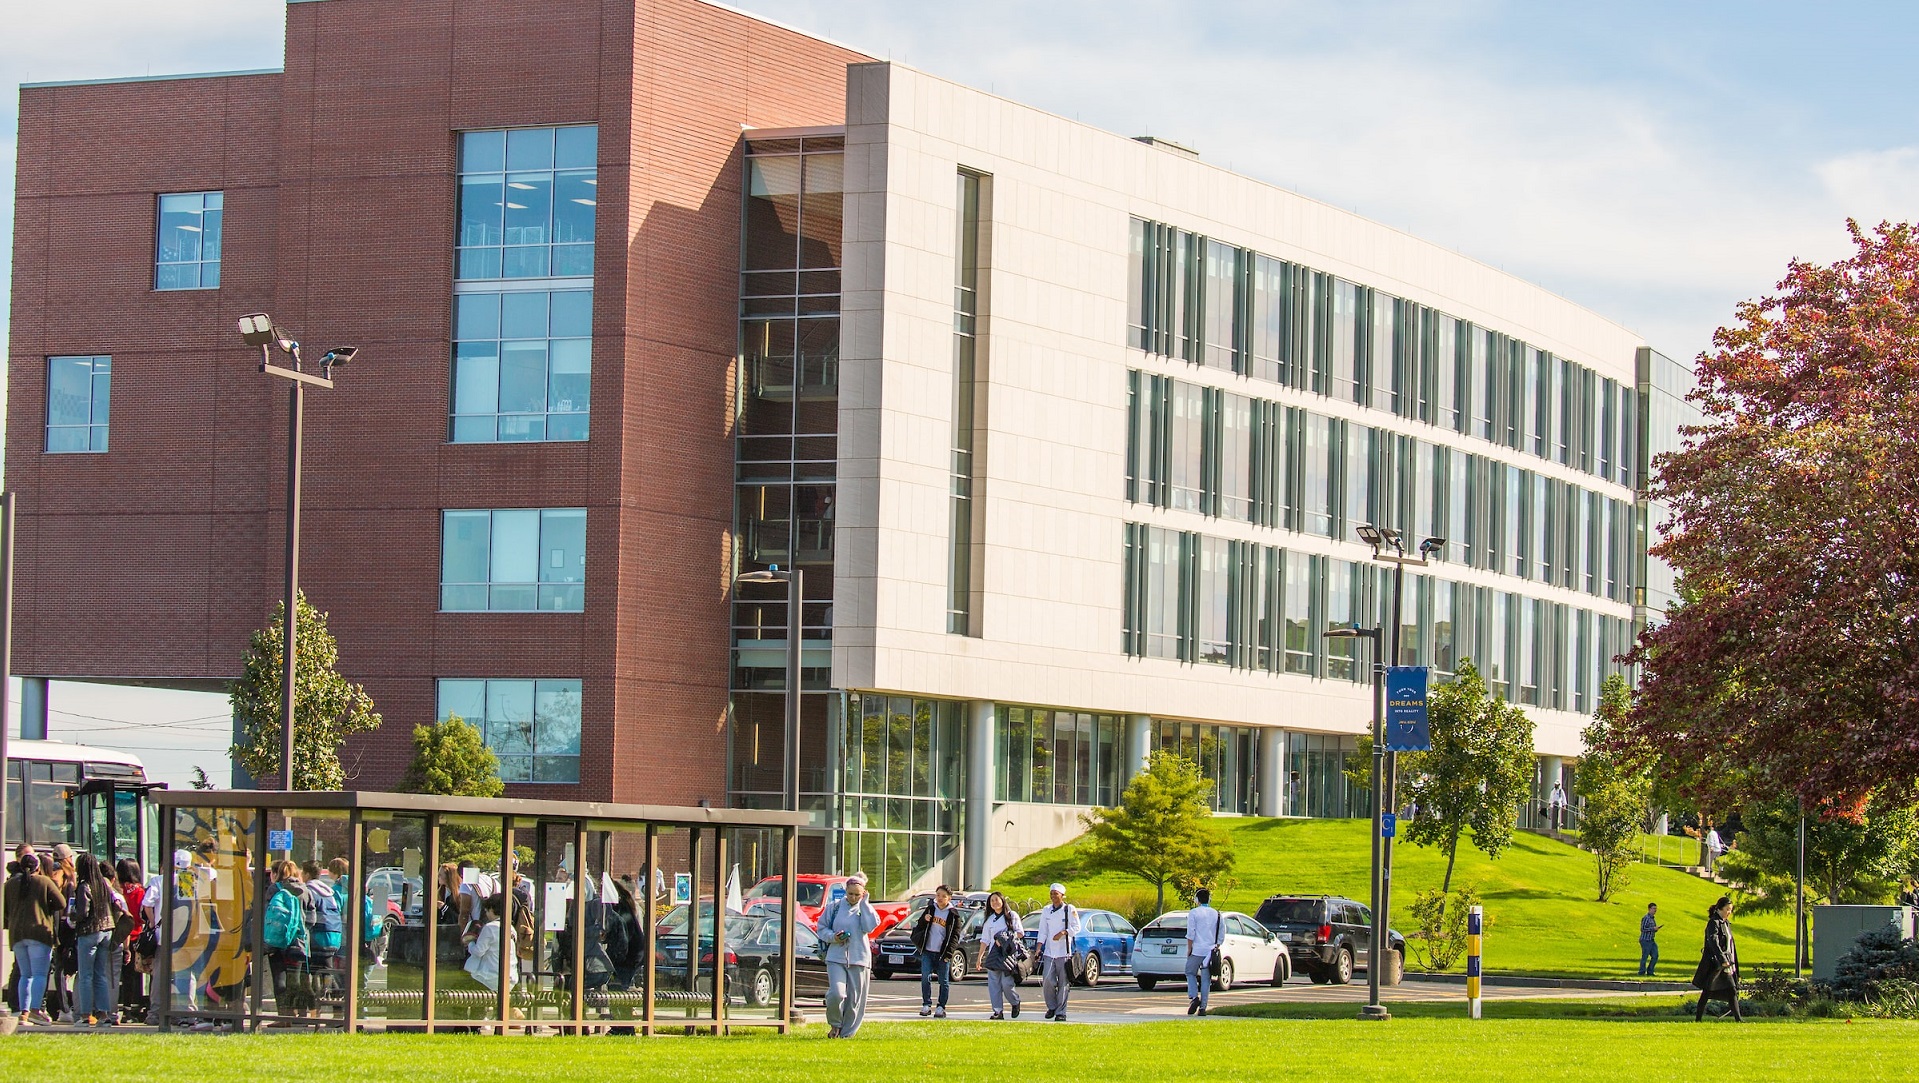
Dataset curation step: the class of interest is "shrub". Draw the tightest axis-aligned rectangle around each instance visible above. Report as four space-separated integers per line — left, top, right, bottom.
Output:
1407 884 1481 972
1826 925 1919 1001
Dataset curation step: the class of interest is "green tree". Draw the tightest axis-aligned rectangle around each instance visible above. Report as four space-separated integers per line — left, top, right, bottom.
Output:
1575 674 1652 902
400 715 504 797
1078 751 1234 915
1355 659 1536 892
229 590 381 790
1717 793 1919 912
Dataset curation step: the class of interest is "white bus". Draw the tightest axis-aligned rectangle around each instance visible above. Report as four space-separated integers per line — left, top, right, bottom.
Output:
5 738 163 872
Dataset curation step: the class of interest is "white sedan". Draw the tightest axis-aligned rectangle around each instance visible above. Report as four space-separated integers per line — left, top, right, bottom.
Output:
1130 909 1292 991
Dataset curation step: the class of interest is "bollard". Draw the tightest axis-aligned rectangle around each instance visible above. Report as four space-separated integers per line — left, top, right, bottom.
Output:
1466 904 1483 1019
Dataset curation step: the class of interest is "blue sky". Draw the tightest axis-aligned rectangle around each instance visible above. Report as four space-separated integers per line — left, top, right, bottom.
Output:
3 0 1917 782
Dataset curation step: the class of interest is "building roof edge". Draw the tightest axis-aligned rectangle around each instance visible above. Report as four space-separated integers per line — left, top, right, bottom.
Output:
20 68 282 90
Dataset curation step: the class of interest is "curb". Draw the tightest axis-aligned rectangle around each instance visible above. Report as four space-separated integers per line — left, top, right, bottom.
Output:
1402 973 1693 992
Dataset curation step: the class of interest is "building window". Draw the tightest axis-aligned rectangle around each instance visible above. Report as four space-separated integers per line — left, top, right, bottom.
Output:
156 192 222 290
1286 732 1370 818
45 356 110 453
450 289 591 442
457 126 597 280
995 705 1123 808
1155 720 1257 814
844 695 964 899
949 170 986 635
437 678 581 783
440 508 586 612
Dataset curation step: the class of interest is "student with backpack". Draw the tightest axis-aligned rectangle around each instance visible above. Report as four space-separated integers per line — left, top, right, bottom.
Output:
263 861 313 1016
1035 883 1082 1021
979 891 1025 1020
301 860 345 999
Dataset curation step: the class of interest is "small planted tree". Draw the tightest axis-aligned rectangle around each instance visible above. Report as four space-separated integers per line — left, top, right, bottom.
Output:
229 591 381 790
1575 674 1652 901
1079 751 1234 916
401 715 505 798
1354 660 1536 892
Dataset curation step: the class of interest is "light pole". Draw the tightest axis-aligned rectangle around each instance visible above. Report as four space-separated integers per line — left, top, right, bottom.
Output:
1795 807 1807 976
1324 621 1384 1018
736 564 803 813
237 314 355 791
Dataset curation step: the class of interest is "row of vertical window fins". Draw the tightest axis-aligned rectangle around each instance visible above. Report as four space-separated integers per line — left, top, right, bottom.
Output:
1129 218 1637 489
1126 371 1640 603
1119 522 1636 715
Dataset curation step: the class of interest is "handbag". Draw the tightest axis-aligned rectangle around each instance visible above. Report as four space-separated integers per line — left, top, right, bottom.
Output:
1205 910 1223 978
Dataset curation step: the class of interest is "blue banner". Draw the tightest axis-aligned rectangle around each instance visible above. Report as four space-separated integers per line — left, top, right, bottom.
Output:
1385 666 1432 751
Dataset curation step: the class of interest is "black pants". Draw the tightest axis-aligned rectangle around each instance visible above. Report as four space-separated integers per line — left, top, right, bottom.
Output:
1695 972 1742 1021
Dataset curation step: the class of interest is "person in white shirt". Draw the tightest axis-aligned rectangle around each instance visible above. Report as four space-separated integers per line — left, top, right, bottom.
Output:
1184 888 1223 1016
1035 883 1082 1021
1548 783 1567 831
817 872 880 1038
979 891 1025 1020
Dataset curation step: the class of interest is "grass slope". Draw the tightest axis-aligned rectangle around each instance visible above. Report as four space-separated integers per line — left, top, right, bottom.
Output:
4 1021 1916 1082
993 818 1795 978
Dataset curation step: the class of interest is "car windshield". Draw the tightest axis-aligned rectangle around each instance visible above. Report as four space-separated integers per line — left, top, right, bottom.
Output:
1255 899 1324 925
1140 914 1188 937
744 879 826 907
725 915 784 949
657 902 739 934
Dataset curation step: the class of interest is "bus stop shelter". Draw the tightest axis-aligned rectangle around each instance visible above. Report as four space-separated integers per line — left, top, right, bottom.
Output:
151 789 807 1034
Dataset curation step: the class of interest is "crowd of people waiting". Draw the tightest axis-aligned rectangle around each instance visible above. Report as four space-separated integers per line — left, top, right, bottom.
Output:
4 843 149 1027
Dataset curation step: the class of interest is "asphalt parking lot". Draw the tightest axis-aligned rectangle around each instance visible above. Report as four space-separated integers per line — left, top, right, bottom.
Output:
838 970 1647 1024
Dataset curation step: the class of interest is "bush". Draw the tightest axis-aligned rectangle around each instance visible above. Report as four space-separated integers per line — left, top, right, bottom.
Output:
1407 884 1482 972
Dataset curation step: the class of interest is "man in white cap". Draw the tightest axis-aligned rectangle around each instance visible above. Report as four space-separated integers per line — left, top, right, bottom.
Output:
1035 882 1081 1021
817 871 879 1038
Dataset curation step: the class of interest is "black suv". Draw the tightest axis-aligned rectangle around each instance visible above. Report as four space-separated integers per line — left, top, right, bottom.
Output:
1253 895 1404 985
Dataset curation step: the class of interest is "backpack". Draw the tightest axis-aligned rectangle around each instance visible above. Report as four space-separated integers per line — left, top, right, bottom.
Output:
305 881 344 947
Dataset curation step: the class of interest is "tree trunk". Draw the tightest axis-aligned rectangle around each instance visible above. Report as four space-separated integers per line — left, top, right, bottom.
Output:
1442 824 1462 893
1155 878 1165 917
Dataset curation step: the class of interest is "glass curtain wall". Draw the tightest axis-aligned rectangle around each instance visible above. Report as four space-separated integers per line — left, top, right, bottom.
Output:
841 695 965 899
1153 721 1257 814
994 707 1124 808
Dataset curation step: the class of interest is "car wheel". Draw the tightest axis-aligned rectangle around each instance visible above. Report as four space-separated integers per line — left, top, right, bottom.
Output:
1332 947 1354 985
946 950 967 985
1211 957 1234 993
746 967 776 1008
1076 953 1101 987
1136 975 1158 991
1272 955 1291 986
873 968 892 981
1308 965 1330 985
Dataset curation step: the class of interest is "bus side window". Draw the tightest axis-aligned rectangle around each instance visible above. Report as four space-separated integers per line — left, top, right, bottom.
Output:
5 761 23 847
28 762 75 847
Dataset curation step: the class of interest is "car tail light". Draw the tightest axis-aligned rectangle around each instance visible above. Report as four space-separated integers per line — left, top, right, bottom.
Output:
698 950 739 965
1316 924 1333 945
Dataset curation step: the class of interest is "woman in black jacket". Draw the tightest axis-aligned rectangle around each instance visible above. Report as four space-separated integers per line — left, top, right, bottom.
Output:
1691 896 1742 1021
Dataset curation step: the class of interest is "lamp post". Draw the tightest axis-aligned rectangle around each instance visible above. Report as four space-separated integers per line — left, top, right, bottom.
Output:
1795 807 1807 976
237 314 355 791
1324 621 1384 1018
736 565 803 813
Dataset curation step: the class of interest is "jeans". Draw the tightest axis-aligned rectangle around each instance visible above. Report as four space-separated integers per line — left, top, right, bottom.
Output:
75 930 114 1020
1185 952 1211 1009
825 961 871 1037
1638 939 1659 975
919 949 950 1008
986 968 1021 1015
13 940 52 1012
1041 955 1072 1017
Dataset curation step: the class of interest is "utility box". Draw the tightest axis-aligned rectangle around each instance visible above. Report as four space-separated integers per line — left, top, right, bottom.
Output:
1811 905 1916 982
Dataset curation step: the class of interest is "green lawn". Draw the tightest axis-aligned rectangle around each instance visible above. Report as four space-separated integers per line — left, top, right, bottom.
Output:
4 1020 1915 1081
1215 994 1697 1020
992 818 1794 978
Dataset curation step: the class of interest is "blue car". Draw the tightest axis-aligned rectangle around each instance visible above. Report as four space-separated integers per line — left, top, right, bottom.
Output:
1020 907 1137 986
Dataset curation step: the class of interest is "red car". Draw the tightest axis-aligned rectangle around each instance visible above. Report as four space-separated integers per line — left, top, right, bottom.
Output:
742 874 910 937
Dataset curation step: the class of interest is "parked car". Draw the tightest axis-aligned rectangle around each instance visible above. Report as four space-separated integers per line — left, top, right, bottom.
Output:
666 912 830 1007
1130 909 1290 991
1019 907 1137 986
740 874 912 936
871 898 1008 983
1252 894 1404 985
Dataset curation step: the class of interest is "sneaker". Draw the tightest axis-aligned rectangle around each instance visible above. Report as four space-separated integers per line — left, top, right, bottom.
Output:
1188 996 1200 1016
1198 1008 1208 1017
58 1011 74 1024
1010 1002 1021 1019
1044 1010 1055 1020
918 1006 932 1017
934 1007 946 1019
1054 1014 1068 1022
27 1011 53 1026
989 1012 1004 1020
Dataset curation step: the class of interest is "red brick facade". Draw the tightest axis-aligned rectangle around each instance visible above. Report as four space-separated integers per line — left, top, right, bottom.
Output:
6 0 865 805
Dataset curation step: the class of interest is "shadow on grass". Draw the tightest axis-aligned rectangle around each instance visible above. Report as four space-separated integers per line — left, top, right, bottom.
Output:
1211 996 1812 1023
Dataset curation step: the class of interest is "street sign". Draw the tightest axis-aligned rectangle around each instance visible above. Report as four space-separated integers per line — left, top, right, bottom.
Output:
268 829 294 853
1381 812 1397 838
1385 665 1432 751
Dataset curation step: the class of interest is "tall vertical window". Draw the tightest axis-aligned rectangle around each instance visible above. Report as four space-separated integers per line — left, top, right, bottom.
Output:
1169 381 1206 513
1197 537 1232 665
450 289 590 442
440 508 586 612
155 192 222 290
949 171 986 634
45 356 110 453
1249 255 1286 383
457 126 597 280
1284 550 1316 675
1329 280 1359 401
1143 527 1185 660
1217 391 1253 521
437 678 582 783
1368 291 1398 414
1432 580 1456 679
1202 239 1240 372
1301 413 1333 537
1325 560 1359 681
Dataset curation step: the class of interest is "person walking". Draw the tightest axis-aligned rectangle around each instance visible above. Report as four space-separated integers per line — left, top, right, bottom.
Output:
911 884 957 1018
1035 883 1081 1022
1548 781 1567 832
1638 903 1663 976
302 860 346 1001
979 891 1024 1020
1185 887 1223 1017
68 853 124 1028
263 861 312 1018
5 853 64 1025
1691 896 1742 1022
818 872 879 1038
